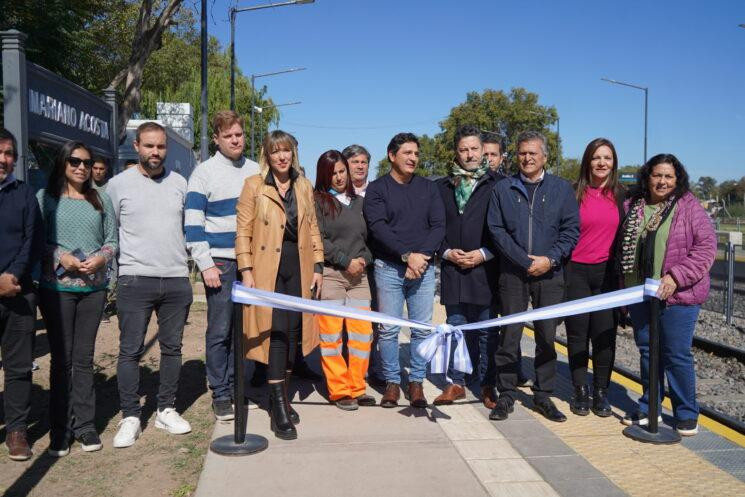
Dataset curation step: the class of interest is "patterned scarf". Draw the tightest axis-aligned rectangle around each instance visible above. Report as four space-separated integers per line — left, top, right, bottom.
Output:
450 157 490 214
619 195 677 277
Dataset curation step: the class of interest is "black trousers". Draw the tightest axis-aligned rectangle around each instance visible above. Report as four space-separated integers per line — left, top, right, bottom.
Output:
495 270 564 402
39 289 105 439
0 292 36 432
268 240 302 381
116 276 192 418
564 261 617 388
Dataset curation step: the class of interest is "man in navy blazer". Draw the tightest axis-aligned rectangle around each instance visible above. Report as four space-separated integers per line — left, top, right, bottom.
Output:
434 125 503 407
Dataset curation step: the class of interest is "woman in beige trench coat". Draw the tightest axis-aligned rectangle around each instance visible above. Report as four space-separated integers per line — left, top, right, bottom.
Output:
235 130 324 440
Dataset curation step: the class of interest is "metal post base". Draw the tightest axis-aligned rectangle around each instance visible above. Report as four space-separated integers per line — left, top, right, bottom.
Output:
210 433 269 456
623 425 681 445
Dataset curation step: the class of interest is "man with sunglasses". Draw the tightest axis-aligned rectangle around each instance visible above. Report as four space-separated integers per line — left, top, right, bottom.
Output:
0 128 43 460
107 121 193 448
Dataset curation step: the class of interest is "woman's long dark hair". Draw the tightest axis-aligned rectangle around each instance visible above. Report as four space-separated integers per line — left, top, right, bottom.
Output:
314 150 355 219
46 140 103 211
575 138 624 203
634 153 690 202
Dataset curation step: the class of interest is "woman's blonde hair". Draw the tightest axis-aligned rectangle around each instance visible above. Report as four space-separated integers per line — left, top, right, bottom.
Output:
256 130 312 222
258 130 303 178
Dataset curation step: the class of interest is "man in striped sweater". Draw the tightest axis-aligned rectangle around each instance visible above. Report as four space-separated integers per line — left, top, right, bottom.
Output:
185 111 259 420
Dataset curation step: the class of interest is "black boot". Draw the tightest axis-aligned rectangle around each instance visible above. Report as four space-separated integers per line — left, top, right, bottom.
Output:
284 373 300 425
570 385 590 416
269 382 297 440
592 386 612 417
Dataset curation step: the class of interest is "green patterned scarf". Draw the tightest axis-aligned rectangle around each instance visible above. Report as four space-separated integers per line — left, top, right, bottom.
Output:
619 195 677 279
450 157 490 214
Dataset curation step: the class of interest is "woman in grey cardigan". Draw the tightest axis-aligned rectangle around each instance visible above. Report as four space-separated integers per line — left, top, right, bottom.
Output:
313 150 375 410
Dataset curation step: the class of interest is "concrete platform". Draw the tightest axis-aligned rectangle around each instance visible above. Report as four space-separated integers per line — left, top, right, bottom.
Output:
195 321 745 497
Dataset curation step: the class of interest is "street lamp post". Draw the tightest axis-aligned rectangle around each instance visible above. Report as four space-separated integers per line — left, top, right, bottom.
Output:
601 77 649 163
253 101 302 147
229 0 314 109
249 69 305 159
200 0 208 161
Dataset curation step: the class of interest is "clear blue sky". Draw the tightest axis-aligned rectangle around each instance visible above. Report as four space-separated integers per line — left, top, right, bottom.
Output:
207 0 745 183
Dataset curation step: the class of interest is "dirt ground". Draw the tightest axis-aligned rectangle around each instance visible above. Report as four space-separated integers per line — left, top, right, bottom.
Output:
0 298 213 497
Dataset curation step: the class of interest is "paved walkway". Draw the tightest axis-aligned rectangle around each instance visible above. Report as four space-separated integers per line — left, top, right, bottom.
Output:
195 320 745 497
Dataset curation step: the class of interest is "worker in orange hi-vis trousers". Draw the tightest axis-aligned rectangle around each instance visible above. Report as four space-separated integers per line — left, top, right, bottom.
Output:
313 150 376 410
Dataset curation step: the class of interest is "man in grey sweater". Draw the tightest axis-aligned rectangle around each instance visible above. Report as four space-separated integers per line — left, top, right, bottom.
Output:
107 122 193 448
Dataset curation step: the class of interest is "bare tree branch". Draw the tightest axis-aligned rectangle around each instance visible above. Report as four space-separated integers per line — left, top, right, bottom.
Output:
107 0 185 143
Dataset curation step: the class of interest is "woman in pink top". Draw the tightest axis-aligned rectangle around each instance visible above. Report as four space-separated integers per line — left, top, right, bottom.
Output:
565 138 625 417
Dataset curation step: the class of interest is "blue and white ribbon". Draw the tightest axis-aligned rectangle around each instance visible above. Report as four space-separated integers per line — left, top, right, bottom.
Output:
231 279 661 377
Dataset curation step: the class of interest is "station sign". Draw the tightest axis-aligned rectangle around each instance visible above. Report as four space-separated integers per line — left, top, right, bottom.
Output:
26 63 114 157
620 173 636 184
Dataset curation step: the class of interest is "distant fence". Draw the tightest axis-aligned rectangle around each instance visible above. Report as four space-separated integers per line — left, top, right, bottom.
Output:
705 231 743 323
715 218 745 232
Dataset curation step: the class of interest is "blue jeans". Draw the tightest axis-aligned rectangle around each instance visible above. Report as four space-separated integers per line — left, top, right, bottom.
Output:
444 303 495 386
205 258 237 400
374 259 435 384
628 302 700 422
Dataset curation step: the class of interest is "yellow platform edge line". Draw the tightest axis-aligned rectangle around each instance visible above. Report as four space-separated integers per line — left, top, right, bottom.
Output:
521 326 745 448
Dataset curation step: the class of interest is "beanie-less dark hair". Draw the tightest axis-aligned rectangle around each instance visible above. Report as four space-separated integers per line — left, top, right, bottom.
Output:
634 153 690 201
46 141 103 211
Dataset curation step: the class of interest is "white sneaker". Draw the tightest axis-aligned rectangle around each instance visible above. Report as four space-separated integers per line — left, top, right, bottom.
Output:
113 416 142 448
155 408 191 434
247 399 259 410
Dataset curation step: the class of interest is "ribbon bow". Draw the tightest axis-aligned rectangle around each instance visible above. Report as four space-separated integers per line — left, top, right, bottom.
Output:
416 324 472 381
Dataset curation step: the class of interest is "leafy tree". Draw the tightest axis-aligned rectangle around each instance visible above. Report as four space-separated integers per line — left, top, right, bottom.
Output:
376 88 560 178
105 0 186 142
619 165 641 174
718 177 745 205
438 88 560 169
555 158 580 183
694 176 718 199
1 0 276 153
139 37 278 154
1 0 125 91
376 133 443 178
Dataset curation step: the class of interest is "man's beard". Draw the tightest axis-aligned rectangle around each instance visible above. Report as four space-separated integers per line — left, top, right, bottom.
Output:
140 155 164 170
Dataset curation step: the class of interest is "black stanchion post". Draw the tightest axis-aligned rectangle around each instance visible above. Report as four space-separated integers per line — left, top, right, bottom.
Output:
209 303 269 456
623 297 681 444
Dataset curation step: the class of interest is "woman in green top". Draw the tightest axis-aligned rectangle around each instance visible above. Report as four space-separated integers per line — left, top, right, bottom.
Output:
37 141 118 456
617 154 717 436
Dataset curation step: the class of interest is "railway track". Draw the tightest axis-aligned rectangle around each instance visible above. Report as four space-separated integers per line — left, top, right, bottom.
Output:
693 335 745 363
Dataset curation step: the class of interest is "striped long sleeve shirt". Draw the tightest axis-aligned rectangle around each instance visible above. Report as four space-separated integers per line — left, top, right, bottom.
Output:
184 151 260 271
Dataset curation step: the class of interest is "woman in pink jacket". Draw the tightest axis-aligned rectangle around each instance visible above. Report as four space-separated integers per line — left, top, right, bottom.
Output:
618 154 717 436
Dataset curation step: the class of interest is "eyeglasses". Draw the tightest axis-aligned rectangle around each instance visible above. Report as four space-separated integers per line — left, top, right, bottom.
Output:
67 157 95 169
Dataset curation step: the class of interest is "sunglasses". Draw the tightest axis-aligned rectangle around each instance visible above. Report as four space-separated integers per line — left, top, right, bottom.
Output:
67 157 95 169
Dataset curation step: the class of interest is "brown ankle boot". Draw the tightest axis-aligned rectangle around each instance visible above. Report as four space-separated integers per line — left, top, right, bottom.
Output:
380 383 400 408
6 429 32 461
408 382 428 408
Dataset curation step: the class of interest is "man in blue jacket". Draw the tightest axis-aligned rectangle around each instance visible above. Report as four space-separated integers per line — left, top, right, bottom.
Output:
0 128 43 460
434 125 502 408
487 131 579 422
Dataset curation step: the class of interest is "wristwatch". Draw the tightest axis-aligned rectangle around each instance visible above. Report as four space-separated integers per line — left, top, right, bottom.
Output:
549 257 559 269
401 252 411 263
